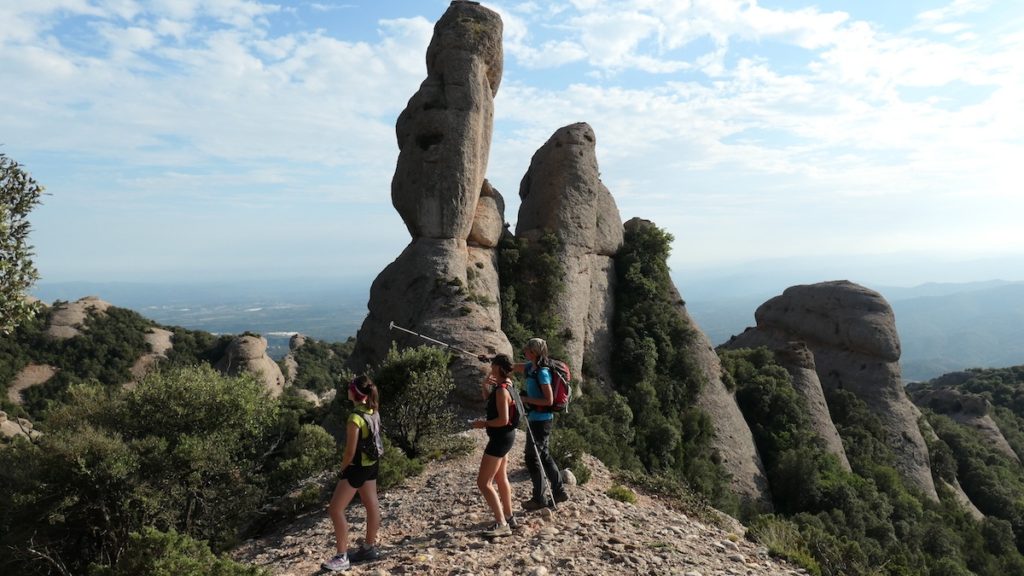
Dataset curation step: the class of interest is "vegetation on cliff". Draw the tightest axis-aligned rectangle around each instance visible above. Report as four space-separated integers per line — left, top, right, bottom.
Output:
722 349 1024 576
500 221 731 509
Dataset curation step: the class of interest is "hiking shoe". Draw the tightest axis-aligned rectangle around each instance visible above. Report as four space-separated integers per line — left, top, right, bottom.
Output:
321 553 350 572
506 514 519 530
482 522 512 538
553 490 569 503
348 545 380 563
522 498 550 511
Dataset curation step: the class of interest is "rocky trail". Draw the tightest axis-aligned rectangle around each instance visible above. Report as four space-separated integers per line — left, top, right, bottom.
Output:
234 429 805 576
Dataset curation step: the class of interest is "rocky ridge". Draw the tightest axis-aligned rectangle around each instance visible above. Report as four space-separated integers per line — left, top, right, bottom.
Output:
234 429 803 576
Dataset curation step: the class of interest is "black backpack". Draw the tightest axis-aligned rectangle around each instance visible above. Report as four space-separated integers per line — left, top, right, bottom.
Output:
356 411 383 461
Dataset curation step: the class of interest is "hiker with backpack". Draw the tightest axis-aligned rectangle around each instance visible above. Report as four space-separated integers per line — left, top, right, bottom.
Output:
516 338 569 510
323 375 384 572
470 353 520 537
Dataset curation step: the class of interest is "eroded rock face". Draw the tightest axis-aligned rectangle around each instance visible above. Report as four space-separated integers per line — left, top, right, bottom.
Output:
128 328 175 385
722 329 851 472
516 123 624 391
751 280 938 501
392 1 502 241
215 335 286 398
45 296 112 340
351 1 511 406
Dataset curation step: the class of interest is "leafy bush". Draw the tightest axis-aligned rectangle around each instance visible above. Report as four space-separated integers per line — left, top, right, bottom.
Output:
0 365 332 575
606 484 637 504
748 515 822 575
497 232 567 357
0 153 44 335
89 527 267 576
377 438 425 491
371 344 457 457
289 337 355 394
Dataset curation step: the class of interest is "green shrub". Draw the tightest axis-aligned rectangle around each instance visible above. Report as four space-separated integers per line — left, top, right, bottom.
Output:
748 515 822 575
0 365 333 575
377 439 425 491
372 344 457 457
606 483 637 504
270 423 337 492
289 338 355 394
89 527 267 576
550 428 592 485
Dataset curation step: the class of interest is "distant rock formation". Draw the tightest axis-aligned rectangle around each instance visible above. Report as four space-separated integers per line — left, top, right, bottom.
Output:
45 296 111 340
7 364 57 405
1 411 41 441
282 333 307 385
911 387 1020 463
721 332 851 472
350 0 511 404
742 280 938 501
128 328 174 385
515 123 623 391
215 335 286 397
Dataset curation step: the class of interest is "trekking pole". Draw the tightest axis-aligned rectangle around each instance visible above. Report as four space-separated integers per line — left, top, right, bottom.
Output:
388 321 489 362
510 388 557 511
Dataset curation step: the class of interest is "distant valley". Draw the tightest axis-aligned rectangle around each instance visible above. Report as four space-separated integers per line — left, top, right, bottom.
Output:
33 277 1024 381
32 279 369 359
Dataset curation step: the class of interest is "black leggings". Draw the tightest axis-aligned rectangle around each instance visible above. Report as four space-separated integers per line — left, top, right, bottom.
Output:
524 419 564 503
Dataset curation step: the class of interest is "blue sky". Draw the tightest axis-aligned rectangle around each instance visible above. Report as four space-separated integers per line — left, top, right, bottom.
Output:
3 0 1023 286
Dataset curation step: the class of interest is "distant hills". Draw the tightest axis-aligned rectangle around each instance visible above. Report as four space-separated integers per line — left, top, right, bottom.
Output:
33 277 1024 382
32 279 369 358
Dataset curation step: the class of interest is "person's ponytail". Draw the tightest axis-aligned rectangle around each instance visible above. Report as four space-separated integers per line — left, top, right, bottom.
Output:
351 375 380 411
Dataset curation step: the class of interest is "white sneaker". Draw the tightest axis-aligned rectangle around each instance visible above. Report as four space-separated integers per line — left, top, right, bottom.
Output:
321 553 351 572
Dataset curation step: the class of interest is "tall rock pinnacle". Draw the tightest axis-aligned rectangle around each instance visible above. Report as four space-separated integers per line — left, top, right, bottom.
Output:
350 1 511 401
516 122 623 390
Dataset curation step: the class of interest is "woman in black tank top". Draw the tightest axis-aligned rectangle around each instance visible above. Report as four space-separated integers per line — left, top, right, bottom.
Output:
470 354 518 537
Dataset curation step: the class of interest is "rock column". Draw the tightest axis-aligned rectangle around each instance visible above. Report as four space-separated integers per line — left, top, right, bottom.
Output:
351 1 511 403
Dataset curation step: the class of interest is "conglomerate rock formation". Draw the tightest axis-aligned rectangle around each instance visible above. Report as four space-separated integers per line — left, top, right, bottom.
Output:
736 280 938 501
350 1 511 405
515 122 623 391
214 335 286 398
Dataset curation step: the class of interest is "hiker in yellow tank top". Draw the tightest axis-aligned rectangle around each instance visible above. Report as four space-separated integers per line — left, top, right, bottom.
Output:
323 375 383 572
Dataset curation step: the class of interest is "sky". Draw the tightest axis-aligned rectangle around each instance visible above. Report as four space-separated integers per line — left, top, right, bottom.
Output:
3 0 1023 288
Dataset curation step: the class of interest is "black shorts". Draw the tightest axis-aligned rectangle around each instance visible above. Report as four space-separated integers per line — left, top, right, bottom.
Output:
484 429 515 457
341 461 379 488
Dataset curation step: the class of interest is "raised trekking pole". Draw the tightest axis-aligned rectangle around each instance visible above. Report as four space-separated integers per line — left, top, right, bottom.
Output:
389 321 556 509
510 388 557 511
388 321 489 362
